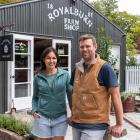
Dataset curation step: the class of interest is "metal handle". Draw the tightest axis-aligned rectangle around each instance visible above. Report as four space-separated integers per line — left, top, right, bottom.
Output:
10 75 15 78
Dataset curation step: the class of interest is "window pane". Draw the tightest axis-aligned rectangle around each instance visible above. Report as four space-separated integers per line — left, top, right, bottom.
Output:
15 84 31 98
15 40 29 53
15 69 28 82
56 43 68 55
60 56 68 67
15 54 28 68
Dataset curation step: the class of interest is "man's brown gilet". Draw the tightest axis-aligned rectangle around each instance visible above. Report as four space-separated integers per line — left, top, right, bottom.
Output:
72 56 111 125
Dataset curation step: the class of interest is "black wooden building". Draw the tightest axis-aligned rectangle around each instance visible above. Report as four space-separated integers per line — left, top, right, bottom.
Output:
0 0 126 113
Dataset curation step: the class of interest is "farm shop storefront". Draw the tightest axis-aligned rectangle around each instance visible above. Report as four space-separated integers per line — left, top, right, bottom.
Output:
0 0 126 113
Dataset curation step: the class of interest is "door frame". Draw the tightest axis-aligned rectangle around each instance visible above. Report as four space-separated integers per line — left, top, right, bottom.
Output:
52 39 71 75
10 34 34 110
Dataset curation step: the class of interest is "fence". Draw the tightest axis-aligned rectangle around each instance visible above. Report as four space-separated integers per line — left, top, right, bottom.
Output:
125 66 140 93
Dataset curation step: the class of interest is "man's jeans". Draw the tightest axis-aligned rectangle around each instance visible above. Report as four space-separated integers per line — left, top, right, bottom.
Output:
72 127 106 140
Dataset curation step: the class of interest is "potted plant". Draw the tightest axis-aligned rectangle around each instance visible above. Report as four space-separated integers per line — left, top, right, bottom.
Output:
121 92 135 113
135 87 140 112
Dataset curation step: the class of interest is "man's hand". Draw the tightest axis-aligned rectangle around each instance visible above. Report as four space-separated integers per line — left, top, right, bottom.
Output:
108 125 127 138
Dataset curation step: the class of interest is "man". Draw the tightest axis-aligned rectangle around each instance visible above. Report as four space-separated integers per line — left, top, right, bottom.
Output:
70 34 124 140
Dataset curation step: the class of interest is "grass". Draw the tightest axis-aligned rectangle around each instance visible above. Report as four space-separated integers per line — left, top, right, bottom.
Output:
0 114 31 136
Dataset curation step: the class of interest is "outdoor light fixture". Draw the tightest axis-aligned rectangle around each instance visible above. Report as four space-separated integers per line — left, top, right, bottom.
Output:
72 0 76 4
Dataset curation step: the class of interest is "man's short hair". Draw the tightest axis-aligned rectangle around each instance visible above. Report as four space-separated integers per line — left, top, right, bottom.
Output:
79 34 97 48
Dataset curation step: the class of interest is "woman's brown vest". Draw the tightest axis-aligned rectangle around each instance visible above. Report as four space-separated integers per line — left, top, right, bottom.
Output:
72 56 111 125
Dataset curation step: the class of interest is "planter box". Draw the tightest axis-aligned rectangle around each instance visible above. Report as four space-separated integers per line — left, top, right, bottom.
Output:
122 98 135 113
0 129 26 140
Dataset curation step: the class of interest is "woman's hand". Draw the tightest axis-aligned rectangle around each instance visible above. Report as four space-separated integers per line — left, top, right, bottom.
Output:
32 112 41 119
67 116 73 126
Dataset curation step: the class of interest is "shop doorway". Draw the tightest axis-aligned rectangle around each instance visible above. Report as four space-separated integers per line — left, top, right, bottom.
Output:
10 36 71 111
34 37 52 74
34 38 71 74
10 34 34 110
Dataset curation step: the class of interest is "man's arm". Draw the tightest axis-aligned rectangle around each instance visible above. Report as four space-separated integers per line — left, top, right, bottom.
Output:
108 87 124 138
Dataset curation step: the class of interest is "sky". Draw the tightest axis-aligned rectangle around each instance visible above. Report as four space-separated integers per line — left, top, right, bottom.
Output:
118 0 140 15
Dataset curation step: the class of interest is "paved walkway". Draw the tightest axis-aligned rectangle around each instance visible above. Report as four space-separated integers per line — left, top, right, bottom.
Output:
65 113 140 140
14 111 140 140
111 113 140 140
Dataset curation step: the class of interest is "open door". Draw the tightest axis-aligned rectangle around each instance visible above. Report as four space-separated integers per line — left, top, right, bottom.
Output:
10 34 34 110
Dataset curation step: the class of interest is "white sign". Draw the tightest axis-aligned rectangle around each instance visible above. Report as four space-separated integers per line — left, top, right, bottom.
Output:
47 3 93 31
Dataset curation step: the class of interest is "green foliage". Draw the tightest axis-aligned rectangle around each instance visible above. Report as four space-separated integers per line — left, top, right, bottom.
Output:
0 115 31 136
91 0 118 17
90 0 140 58
130 23 140 39
126 56 137 66
109 11 139 32
96 36 111 61
108 55 118 68
126 33 136 56
121 92 134 101
96 27 118 68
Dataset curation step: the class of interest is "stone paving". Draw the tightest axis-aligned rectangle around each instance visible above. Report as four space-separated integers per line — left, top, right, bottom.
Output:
125 112 140 124
14 111 140 140
65 114 140 140
110 114 140 140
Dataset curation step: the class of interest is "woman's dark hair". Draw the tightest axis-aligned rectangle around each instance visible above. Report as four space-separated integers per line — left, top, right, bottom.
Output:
40 47 60 70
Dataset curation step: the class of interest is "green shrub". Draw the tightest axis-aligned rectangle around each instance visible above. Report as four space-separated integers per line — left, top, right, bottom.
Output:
0 115 31 136
121 92 134 101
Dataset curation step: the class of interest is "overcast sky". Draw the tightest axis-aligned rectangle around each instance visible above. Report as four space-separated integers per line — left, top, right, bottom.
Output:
118 0 140 15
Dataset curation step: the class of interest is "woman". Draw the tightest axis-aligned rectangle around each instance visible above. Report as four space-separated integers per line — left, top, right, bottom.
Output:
31 47 72 140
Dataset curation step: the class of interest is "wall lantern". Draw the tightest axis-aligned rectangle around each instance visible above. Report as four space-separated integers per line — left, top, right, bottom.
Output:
71 0 76 4
58 46 65 55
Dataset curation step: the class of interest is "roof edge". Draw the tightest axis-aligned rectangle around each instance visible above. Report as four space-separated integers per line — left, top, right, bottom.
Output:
0 0 39 9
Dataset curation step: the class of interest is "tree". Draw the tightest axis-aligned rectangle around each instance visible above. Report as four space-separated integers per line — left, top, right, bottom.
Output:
96 27 118 68
110 12 140 57
91 0 118 17
130 22 140 40
126 33 136 56
91 0 140 33
109 11 140 32
90 0 140 60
